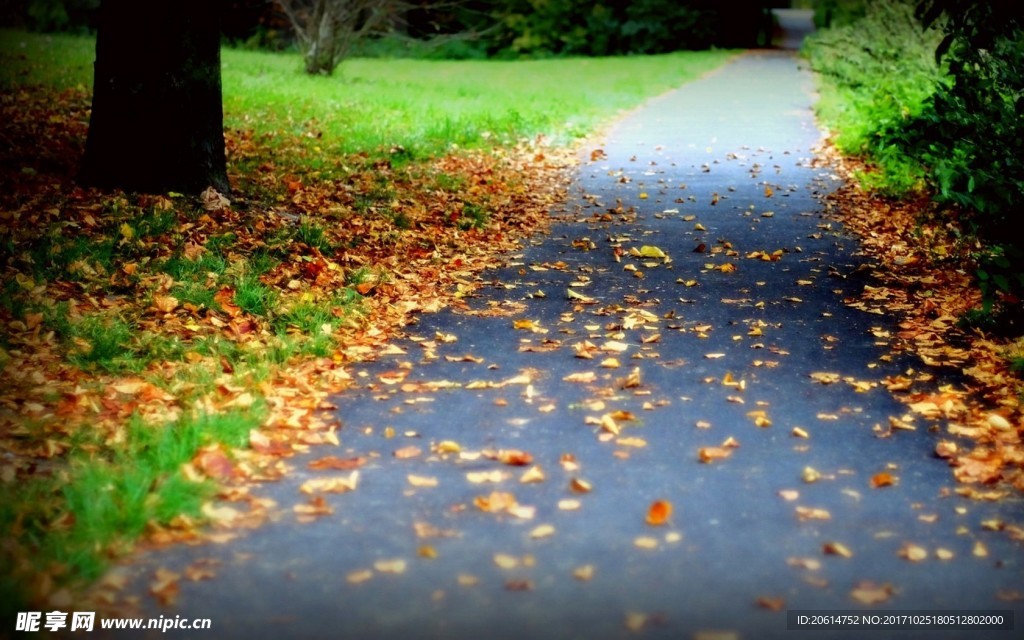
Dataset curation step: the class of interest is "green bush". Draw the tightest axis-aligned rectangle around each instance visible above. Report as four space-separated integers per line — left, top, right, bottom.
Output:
802 0 943 191
426 0 770 58
805 0 1024 327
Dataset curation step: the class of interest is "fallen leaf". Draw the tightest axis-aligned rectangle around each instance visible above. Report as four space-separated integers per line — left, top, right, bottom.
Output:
407 474 438 488
347 569 373 584
149 568 181 606
299 472 359 494
870 472 897 488
756 596 786 611
634 536 658 549
646 500 673 526
374 559 407 574
899 543 928 562
698 446 732 463
570 478 593 493
520 465 546 483
505 579 534 591
474 491 517 513
795 506 831 521
558 499 581 511
466 470 508 484
850 581 894 605
823 542 853 558
530 524 556 539
308 455 367 470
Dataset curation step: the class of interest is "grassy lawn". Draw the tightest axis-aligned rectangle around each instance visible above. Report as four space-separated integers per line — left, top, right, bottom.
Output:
0 29 735 615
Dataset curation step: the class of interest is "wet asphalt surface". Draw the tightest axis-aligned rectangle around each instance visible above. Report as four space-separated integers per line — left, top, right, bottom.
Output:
89 49 1023 640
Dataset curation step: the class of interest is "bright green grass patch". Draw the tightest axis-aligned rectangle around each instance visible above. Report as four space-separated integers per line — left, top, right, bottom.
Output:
0 406 262 617
222 49 736 157
1 29 735 161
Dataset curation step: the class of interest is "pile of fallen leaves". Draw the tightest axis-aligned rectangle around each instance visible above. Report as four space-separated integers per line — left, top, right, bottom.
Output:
0 85 575 606
815 141 1024 495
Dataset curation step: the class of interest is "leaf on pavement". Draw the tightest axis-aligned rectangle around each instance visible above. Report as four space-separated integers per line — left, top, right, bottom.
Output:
850 581 894 605
645 500 673 526
299 471 359 494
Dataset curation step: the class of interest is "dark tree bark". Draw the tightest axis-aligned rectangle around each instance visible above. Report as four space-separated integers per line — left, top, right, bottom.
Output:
79 0 229 194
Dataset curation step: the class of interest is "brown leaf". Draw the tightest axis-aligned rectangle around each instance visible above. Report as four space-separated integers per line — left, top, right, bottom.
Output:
823 542 853 558
756 596 786 611
308 455 366 470
149 568 180 606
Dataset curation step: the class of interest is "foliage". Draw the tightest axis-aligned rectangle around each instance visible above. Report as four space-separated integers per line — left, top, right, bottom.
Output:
278 0 400 74
802 0 943 191
482 0 769 57
805 0 1024 328
905 1 1024 318
0 0 98 32
811 0 866 28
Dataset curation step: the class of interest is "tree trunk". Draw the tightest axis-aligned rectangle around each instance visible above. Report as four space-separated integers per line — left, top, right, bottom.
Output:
79 0 229 194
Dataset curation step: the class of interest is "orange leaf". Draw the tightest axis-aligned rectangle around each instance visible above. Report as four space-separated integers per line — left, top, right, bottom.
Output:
646 500 672 526
870 472 897 488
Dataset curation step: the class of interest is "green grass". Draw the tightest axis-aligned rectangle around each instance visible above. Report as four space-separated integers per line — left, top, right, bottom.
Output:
2 28 735 161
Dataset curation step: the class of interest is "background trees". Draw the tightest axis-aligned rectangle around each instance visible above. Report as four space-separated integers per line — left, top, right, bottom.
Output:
278 0 398 74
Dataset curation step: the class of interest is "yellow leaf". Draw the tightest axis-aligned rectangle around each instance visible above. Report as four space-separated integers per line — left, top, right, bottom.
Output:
407 474 438 488
638 245 667 259
374 559 407 574
850 581 893 605
563 371 597 383
299 472 360 494
634 536 659 549
529 524 556 539
347 569 373 584
567 289 596 303
899 543 928 562
520 465 546 483
558 499 581 510
466 470 507 484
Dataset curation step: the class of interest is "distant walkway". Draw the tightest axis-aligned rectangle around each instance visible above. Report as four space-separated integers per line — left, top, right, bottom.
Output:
772 8 816 50
110 51 1023 640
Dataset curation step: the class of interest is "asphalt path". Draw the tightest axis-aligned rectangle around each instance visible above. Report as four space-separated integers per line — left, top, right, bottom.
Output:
95 51 1023 640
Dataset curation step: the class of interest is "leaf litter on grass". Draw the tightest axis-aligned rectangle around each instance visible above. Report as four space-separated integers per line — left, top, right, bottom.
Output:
0 84 574 611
